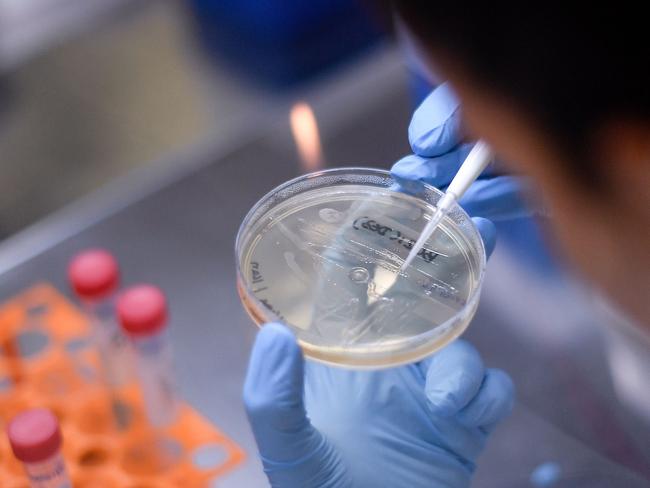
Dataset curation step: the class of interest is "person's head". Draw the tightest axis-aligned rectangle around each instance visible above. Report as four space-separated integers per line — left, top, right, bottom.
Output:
394 3 650 325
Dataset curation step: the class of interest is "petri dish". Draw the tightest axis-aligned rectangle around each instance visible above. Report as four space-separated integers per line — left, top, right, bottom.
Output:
235 168 486 368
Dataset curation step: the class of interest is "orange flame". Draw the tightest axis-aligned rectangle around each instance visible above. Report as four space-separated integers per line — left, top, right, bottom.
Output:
290 102 324 171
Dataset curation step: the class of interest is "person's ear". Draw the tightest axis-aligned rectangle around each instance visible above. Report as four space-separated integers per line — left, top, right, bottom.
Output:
596 121 650 217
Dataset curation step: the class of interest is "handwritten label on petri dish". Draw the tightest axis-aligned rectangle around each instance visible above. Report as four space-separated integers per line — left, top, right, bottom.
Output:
352 216 440 264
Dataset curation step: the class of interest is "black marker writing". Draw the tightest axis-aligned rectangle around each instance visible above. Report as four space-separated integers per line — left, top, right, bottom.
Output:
352 216 440 264
251 261 264 284
259 298 285 321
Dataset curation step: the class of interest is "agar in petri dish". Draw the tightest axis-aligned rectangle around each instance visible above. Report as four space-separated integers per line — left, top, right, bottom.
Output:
236 168 486 368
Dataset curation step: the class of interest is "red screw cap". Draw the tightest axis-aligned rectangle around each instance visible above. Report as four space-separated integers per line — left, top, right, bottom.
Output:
68 249 119 300
8 408 62 463
117 285 168 336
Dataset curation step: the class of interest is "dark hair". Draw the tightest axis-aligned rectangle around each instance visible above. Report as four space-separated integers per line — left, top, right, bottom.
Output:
393 2 650 186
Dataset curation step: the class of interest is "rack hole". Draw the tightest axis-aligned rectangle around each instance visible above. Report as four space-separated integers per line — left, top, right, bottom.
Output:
78 447 109 467
0 376 13 392
17 330 50 358
26 303 48 317
121 438 181 476
65 337 90 354
192 443 228 470
76 363 97 383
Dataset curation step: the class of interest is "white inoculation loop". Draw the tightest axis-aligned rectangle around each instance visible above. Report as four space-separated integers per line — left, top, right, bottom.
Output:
400 141 493 273
400 192 457 272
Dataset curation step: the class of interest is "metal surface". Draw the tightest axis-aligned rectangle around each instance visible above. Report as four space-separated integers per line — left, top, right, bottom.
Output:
1 54 650 487
0 63 412 486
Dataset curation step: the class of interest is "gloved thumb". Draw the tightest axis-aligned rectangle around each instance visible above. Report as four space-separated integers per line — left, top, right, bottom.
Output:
471 217 497 259
418 340 485 416
243 323 350 487
409 82 463 157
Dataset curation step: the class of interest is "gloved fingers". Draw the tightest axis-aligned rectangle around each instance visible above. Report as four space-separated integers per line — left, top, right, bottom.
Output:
471 217 497 259
391 145 506 192
244 323 352 487
417 340 485 417
409 82 463 157
458 176 532 221
457 368 515 431
243 323 317 462
391 148 472 191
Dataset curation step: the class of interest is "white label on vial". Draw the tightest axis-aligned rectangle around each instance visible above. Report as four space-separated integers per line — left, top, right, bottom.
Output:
134 334 178 427
25 452 71 488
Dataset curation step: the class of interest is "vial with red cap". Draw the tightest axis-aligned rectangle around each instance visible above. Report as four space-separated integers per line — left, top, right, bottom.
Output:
7 408 71 488
68 249 131 389
117 284 178 427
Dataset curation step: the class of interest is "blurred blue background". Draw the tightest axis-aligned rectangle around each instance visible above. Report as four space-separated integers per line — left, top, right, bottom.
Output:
188 0 384 88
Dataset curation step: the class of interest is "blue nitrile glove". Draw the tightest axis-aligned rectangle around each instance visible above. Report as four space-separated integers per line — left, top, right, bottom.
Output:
244 324 514 488
243 223 508 488
391 83 532 221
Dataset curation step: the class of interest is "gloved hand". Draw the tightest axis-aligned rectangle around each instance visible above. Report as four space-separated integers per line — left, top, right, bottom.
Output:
244 324 514 488
391 82 532 221
243 84 518 487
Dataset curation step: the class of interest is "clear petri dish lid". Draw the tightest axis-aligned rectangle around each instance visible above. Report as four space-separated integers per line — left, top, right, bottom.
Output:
235 167 486 368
